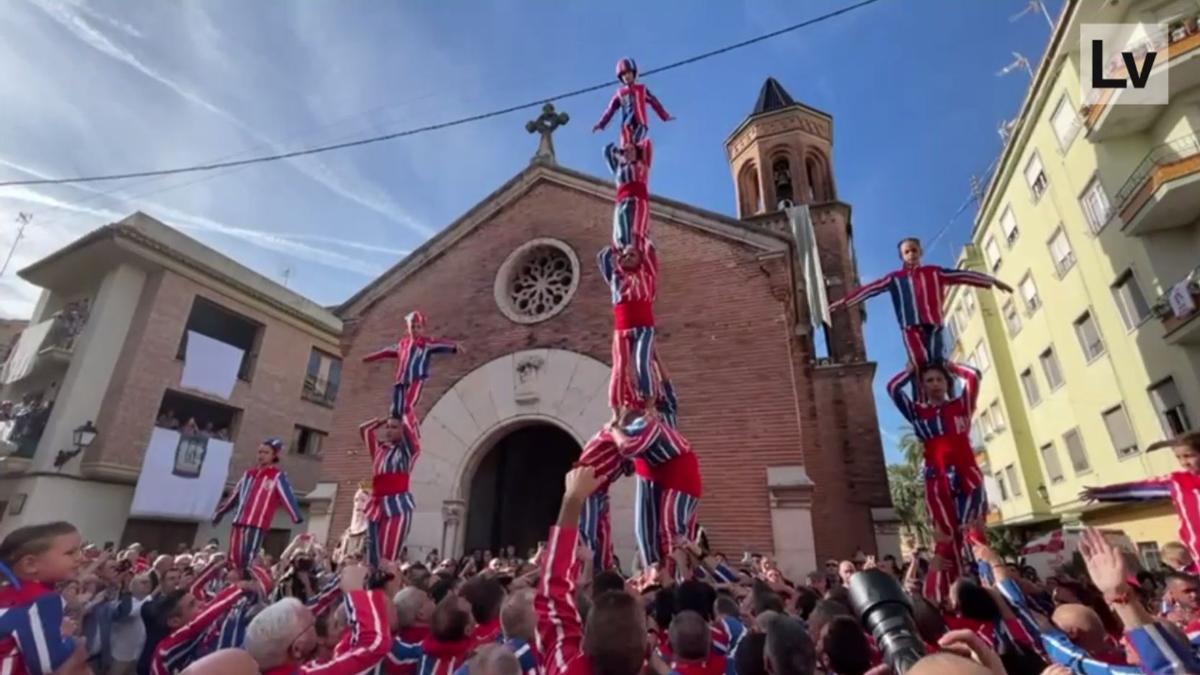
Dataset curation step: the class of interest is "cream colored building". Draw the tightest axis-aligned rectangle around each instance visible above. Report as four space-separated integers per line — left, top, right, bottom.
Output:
944 0 1200 566
0 214 340 552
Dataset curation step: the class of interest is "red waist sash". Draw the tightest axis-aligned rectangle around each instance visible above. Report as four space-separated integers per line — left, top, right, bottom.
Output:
615 300 655 329
373 472 411 496
616 181 649 201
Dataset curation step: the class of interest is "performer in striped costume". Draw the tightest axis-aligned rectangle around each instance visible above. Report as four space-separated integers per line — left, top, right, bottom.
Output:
360 415 421 568
830 237 1012 370
0 523 82 675
887 360 987 604
150 584 254 675
213 439 303 568
604 139 653 253
599 241 661 414
362 311 460 421
593 58 673 148
1082 431 1200 564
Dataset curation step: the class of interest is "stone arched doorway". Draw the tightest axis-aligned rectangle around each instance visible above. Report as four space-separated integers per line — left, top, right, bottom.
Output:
462 423 581 556
403 349 637 568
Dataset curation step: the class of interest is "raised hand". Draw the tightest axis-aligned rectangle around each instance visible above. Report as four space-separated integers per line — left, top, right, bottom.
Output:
1078 527 1127 597
563 466 602 502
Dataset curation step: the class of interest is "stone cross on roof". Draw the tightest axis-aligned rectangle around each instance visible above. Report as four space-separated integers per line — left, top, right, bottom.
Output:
526 103 569 165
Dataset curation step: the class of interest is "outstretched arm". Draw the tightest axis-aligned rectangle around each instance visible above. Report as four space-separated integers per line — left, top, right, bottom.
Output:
1081 477 1172 502
646 89 672 121
0 593 78 675
593 94 620 132
362 346 399 363
938 267 1013 294
301 590 393 675
829 273 894 312
425 337 459 356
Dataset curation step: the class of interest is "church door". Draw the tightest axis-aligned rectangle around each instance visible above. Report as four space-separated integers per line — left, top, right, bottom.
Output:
463 424 581 558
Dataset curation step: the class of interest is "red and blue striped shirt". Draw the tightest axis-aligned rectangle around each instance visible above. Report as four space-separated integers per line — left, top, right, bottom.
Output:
364 335 458 386
0 582 76 675
832 264 1000 328
213 465 303 529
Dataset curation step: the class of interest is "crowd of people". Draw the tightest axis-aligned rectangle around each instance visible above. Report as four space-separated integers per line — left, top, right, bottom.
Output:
154 410 232 442
0 455 1198 675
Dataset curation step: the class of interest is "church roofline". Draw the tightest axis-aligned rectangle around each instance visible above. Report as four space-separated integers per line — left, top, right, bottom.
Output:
337 162 791 318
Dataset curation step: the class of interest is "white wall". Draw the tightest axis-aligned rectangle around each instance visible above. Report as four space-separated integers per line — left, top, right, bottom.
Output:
0 475 132 541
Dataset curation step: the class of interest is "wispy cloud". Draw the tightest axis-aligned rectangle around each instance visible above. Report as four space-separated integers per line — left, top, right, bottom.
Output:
25 0 432 238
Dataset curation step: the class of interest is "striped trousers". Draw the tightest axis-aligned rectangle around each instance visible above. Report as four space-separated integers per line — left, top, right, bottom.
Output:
610 327 658 410
922 463 987 605
612 195 650 252
391 380 424 420
902 324 947 372
228 525 265 568
635 476 699 575
366 493 415 568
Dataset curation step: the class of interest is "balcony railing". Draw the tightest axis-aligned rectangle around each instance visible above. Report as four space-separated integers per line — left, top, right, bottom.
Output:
0 402 52 458
1153 265 1200 339
302 375 339 407
1113 132 1200 223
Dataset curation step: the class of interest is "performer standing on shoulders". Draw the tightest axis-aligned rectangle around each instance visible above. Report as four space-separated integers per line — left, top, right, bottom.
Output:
830 237 1012 371
214 438 303 569
593 58 674 147
359 415 421 568
887 361 987 605
362 311 461 421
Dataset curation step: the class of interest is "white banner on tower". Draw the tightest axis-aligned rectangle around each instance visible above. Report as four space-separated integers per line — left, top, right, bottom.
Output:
787 204 830 330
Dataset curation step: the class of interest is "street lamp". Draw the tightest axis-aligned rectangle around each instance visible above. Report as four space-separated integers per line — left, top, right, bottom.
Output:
54 421 98 469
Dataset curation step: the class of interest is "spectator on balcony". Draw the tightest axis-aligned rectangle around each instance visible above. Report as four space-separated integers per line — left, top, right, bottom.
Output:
156 410 180 431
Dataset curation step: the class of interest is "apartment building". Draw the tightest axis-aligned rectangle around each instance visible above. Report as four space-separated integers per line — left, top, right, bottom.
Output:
0 213 342 553
944 0 1200 565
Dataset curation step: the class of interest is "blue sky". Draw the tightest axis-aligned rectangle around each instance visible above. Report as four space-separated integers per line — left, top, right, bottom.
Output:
0 0 1061 463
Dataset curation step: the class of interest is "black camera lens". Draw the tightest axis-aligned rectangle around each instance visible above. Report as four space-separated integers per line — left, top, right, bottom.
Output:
848 569 925 674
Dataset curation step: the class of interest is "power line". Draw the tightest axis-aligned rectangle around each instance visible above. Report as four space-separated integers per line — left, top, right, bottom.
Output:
0 0 886 189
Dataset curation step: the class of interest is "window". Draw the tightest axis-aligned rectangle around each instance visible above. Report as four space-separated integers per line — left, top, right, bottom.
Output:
979 408 994 437
1048 227 1075 277
990 400 1006 431
984 236 1003 272
1149 377 1193 436
1137 543 1163 571
156 390 239 440
1021 368 1042 406
1039 347 1065 390
1025 152 1048 200
291 425 327 457
965 352 979 371
1050 93 1081 150
1074 311 1106 361
1063 428 1091 474
946 315 959 347
1080 177 1112 233
1112 270 1151 330
971 420 985 448
1000 207 1020 247
996 472 1010 501
963 292 977 317
176 297 263 381
1102 405 1139 457
1005 464 1023 496
1003 300 1023 335
1040 443 1065 484
303 349 342 406
1019 273 1041 314
974 342 991 372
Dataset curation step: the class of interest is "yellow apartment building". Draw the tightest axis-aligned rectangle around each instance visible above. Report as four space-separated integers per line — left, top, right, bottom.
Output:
943 0 1200 568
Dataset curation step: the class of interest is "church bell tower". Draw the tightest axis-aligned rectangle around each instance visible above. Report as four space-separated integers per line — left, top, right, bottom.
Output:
725 77 864 363
725 78 836 217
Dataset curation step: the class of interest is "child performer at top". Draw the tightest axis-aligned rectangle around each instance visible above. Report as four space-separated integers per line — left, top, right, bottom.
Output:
0 522 85 675
1082 431 1200 564
593 58 674 148
887 360 988 604
830 237 1013 369
362 311 461 421
213 438 303 568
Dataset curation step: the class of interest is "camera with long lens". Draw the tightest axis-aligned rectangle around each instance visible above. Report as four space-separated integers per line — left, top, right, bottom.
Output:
848 569 925 674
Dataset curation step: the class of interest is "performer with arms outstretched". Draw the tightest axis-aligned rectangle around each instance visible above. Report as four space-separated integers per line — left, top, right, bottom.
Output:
593 58 673 147
362 311 460 421
214 438 303 568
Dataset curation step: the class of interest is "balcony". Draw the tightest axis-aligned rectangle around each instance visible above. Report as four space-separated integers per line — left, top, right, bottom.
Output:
1085 20 1200 141
0 303 89 385
1153 267 1200 345
1114 132 1200 236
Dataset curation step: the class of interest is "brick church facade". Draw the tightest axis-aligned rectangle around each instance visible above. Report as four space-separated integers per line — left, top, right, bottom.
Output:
319 78 894 577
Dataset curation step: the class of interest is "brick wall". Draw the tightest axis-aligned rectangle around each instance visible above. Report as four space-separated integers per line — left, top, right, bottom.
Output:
324 177 888 560
90 269 334 493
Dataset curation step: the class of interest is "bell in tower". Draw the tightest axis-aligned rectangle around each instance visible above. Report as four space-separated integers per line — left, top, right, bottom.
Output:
725 77 836 218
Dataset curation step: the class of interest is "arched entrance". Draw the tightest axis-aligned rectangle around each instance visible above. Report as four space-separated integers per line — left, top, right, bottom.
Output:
463 423 580 556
